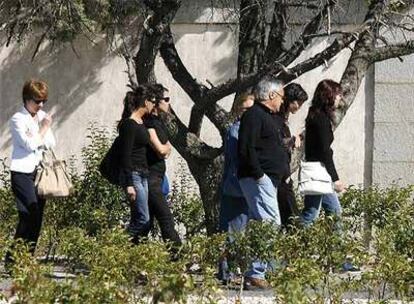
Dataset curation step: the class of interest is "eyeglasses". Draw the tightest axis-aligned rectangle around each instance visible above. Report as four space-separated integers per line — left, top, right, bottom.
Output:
33 99 47 104
274 91 285 100
158 97 170 103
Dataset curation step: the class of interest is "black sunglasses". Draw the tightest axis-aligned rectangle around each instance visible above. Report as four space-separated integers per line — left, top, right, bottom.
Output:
33 99 47 104
157 97 170 103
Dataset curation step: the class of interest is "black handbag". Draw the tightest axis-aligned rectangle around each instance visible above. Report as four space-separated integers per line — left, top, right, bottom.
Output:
99 137 122 186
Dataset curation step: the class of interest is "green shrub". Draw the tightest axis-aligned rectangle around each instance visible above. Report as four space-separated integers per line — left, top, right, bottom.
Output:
1 125 414 303
169 161 206 238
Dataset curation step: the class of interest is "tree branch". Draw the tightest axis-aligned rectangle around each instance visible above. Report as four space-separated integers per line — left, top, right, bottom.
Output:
135 0 181 84
160 26 231 137
283 34 357 82
337 0 393 126
159 108 222 162
159 26 208 100
188 106 204 136
264 2 288 63
203 33 356 109
278 0 338 67
369 40 414 62
237 0 268 78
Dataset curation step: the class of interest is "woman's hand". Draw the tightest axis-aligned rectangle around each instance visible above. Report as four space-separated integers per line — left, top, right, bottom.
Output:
334 180 346 193
294 135 302 148
40 113 53 129
126 186 136 202
39 113 53 139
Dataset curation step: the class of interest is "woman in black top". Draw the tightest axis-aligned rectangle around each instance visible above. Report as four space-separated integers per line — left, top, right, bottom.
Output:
276 83 308 228
117 87 156 244
144 84 181 250
301 79 345 226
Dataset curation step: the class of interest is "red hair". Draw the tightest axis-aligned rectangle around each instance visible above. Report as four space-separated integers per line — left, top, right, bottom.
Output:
306 79 342 123
22 79 48 103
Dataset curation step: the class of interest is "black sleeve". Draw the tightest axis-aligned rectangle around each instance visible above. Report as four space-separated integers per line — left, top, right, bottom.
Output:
144 117 156 129
238 111 264 179
314 118 339 182
117 120 135 186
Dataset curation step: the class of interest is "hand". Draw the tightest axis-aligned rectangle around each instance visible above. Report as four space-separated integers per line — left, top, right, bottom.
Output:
294 135 302 148
334 180 346 193
40 113 53 129
256 174 265 183
126 186 136 202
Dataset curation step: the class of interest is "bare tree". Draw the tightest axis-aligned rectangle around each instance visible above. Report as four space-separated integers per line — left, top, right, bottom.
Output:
2 0 414 233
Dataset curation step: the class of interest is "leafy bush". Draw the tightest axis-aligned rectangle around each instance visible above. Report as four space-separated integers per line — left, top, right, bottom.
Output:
169 160 206 238
0 125 413 303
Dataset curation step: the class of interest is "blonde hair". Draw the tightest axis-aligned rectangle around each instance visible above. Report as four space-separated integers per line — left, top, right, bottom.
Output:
231 93 254 119
22 79 48 103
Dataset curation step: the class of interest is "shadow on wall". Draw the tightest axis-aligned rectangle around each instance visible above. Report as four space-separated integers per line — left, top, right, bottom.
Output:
0 33 130 153
172 24 238 88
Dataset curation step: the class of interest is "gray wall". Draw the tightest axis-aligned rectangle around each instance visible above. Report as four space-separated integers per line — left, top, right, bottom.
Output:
371 20 414 187
373 58 414 186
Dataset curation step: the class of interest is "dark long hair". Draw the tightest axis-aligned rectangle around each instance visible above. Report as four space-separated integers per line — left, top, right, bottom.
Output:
117 85 154 130
306 79 342 124
279 83 308 119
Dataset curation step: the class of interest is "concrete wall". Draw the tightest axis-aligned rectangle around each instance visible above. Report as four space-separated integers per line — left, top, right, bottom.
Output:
373 59 414 186
0 1 410 189
371 16 414 187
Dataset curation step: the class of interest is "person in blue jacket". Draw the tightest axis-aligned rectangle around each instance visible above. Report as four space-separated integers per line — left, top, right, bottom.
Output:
218 92 254 283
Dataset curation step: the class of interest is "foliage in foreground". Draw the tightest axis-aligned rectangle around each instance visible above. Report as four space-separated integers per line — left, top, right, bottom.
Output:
0 125 413 303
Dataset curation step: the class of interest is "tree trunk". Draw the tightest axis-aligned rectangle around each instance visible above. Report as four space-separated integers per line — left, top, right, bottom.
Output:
237 0 267 79
186 156 224 235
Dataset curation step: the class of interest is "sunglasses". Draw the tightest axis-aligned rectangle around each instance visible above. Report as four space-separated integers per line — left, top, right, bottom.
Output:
158 97 170 103
33 99 47 104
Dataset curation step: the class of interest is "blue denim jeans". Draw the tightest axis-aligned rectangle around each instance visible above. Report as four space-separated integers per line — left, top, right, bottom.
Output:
301 192 342 228
239 174 280 280
128 172 150 241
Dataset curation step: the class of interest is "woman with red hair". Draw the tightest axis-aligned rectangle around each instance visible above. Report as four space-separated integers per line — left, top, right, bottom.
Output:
301 79 345 226
5 79 55 269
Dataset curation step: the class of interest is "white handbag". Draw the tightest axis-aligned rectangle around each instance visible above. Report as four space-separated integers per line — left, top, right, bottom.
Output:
35 149 74 198
298 161 334 195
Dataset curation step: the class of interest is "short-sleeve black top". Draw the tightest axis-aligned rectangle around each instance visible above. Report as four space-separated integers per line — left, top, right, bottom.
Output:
144 115 169 174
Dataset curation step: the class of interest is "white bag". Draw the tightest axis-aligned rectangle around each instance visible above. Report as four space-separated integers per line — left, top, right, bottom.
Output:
298 161 334 195
35 149 74 198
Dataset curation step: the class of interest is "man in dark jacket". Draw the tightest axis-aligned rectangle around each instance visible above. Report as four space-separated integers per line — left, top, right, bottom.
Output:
238 76 288 289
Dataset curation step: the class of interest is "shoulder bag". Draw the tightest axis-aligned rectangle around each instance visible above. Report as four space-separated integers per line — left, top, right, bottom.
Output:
298 161 334 195
35 149 74 198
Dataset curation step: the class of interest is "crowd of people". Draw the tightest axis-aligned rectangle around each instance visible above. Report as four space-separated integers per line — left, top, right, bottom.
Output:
5 80 181 270
218 77 353 290
5 77 353 289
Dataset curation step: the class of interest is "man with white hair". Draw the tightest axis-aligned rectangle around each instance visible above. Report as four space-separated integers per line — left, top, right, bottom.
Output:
237 76 289 289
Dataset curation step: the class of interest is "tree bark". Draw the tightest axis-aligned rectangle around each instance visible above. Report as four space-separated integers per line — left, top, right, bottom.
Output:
135 0 181 84
186 155 224 235
237 0 268 78
160 109 223 234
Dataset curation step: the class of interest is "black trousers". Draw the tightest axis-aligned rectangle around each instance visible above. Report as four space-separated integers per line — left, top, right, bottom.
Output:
277 178 299 228
148 172 181 248
5 171 46 265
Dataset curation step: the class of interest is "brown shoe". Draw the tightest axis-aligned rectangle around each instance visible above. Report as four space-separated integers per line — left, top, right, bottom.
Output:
243 277 270 290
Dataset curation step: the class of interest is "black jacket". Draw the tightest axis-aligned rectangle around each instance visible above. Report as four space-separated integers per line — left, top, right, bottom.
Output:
305 111 339 182
238 103 289 182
